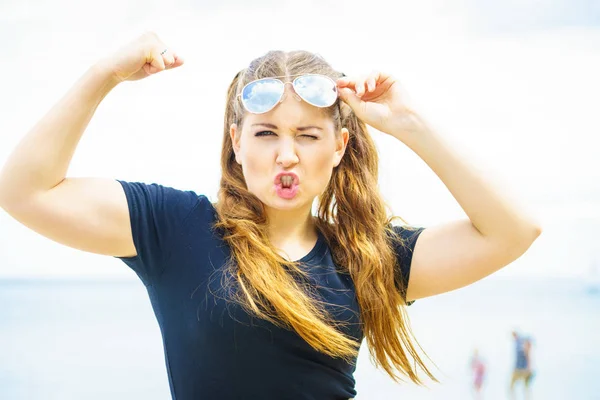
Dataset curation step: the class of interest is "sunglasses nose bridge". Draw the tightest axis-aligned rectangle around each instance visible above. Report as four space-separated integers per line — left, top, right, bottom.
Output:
280 83 302 103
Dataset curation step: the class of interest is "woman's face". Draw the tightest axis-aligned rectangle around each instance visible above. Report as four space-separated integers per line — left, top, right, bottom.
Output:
231 86 348 213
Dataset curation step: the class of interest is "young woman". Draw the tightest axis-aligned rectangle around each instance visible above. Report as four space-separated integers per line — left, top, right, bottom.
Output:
0 32 541 399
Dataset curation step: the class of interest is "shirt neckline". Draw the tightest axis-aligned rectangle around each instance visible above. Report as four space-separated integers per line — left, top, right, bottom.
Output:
295 228 326 263
209 202 326 264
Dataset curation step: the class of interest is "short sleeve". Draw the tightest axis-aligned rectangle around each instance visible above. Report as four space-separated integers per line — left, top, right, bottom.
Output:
389 225 425 306
116 180 201 285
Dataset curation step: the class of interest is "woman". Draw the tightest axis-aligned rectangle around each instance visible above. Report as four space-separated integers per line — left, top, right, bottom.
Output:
0 32 541 399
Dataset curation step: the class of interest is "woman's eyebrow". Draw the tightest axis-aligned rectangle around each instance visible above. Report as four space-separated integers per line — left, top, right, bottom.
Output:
252 123 278 129
297 126 323 131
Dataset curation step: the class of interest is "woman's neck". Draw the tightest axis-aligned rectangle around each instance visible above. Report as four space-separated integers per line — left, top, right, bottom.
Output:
265 206 317 253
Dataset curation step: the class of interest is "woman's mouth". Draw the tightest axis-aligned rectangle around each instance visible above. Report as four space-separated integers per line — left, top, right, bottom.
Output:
274 173 299 199
275 182 299 199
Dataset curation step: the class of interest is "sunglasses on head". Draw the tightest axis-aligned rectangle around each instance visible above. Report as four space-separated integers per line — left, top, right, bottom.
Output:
238 74 339 114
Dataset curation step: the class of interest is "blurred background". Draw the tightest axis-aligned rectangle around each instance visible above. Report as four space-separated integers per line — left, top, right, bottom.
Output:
1 0 599 398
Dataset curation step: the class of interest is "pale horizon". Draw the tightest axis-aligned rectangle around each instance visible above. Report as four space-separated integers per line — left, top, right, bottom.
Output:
1 0 599 279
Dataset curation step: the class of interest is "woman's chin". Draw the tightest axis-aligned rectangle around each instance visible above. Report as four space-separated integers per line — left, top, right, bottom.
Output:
263 191 307 210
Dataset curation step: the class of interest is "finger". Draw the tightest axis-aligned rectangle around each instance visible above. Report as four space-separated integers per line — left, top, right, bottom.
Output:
337 76 351 88
338 87 362 111
366 76 376 92
148 48 166 74
355 77 366 97
162 50 176 67
367 71 379 92
374 71 392 83
169 52 185 68
162 49 183 70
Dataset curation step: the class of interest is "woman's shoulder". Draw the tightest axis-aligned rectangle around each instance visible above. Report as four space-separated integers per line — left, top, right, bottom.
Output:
387 222 425 243
117 179 216 225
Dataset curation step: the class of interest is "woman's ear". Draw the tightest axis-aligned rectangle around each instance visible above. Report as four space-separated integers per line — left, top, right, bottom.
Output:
334 127 349 167
230 123 241 164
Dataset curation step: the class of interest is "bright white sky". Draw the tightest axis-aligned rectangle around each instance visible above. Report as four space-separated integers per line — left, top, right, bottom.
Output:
0 0 599 279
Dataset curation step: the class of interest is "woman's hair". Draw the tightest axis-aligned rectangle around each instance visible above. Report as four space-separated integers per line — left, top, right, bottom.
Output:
214 50 435 383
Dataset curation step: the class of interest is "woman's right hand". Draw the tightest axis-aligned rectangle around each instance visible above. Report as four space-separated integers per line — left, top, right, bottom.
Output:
100 31 184 83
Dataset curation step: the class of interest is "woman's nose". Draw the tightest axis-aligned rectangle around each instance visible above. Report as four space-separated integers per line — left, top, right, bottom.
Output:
276 139 299 166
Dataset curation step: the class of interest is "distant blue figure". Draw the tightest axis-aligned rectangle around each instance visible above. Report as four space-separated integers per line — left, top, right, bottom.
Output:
510 331 534 400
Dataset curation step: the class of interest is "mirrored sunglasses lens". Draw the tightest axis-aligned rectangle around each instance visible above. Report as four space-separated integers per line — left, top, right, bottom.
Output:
294 75 337 107
241 79 284 113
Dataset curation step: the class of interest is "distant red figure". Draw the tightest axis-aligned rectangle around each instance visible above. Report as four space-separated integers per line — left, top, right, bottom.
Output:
471 348 486 399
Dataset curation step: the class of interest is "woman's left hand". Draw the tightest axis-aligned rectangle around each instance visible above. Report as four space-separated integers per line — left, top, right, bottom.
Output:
337 72 423 141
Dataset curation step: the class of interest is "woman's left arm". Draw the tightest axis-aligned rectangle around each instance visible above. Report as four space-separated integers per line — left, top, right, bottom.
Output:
338 72 542 301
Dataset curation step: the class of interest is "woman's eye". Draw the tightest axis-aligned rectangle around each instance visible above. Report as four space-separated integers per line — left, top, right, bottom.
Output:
255 131 275 137
254 131 317 140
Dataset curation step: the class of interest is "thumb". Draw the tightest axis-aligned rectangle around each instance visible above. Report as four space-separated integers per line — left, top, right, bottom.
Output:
339 88 363 112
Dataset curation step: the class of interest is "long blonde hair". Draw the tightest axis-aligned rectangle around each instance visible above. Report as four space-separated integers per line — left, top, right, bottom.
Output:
214 50 435 383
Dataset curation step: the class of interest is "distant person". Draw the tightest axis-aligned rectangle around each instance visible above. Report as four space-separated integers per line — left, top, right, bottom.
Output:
470 348 486 399
510 331 534 400
0 31 542 400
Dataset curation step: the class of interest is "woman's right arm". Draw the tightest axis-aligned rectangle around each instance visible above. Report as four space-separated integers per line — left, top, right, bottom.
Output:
0 32 182 258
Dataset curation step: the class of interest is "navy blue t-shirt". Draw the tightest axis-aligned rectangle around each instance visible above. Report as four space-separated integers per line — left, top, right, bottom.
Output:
116 181 424 400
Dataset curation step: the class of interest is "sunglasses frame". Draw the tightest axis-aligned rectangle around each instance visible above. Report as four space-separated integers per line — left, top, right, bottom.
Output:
237 74 339 114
